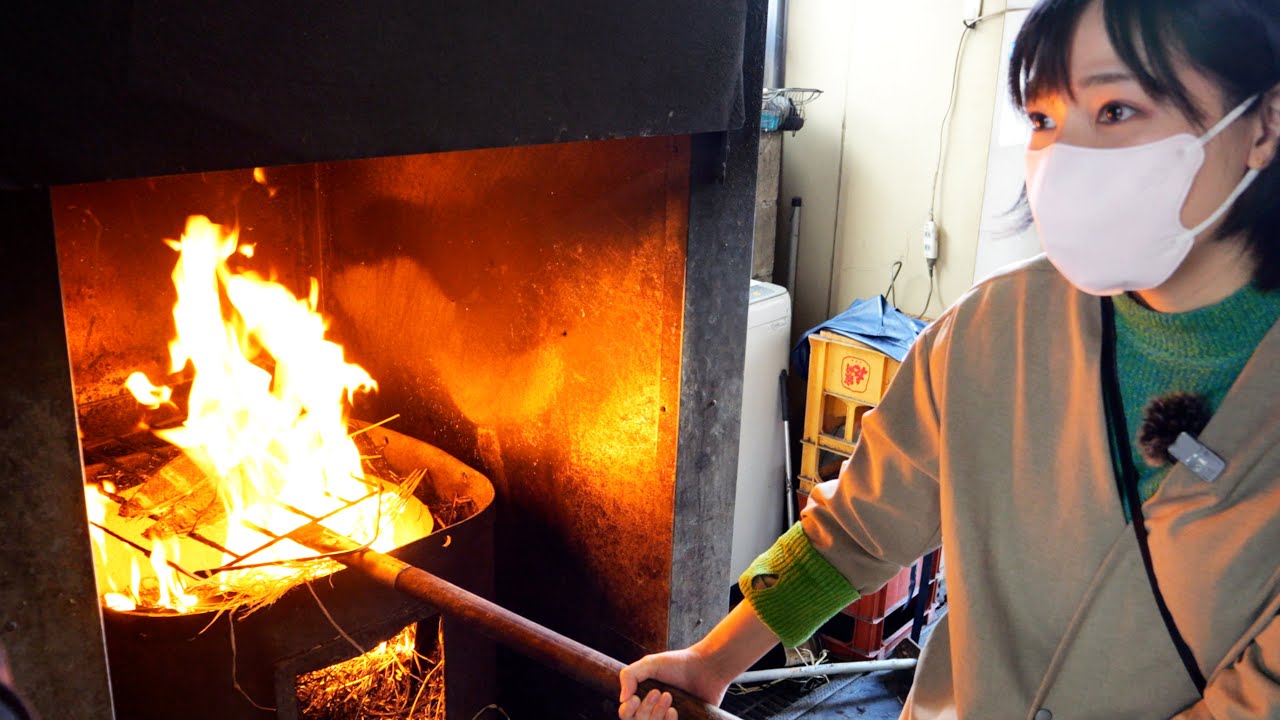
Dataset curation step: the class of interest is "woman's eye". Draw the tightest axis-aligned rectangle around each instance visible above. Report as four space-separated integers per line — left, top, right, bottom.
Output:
1098 103 1137 124
1027 112 1056 131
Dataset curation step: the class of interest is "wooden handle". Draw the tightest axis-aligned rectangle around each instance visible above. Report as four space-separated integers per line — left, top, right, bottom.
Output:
395 558 740 719
292 526 741 720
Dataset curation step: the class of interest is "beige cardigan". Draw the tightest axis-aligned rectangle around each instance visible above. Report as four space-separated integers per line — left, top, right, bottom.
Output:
802 256 1280 719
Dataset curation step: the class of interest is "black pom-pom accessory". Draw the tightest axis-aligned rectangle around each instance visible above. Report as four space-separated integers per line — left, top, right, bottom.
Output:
1137 392 1212 468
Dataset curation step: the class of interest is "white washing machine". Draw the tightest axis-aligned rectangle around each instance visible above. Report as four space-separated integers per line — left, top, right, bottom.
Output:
731 280 792 578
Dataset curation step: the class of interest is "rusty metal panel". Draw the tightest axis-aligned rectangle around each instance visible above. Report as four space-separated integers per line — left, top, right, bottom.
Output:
315 138 689 663
311 137 690 715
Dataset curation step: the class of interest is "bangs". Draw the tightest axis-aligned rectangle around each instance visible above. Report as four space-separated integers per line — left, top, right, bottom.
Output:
1010 0 1205 125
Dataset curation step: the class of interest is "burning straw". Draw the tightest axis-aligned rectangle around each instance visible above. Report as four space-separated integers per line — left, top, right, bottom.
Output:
296 621 445 720
85 441 436 617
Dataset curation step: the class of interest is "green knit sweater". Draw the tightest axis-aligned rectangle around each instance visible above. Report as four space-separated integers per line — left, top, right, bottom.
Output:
743 283 1280 648
1112 284 1280 515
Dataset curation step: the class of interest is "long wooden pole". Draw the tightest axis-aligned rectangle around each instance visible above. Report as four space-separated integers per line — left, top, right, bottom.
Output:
291 525 741 720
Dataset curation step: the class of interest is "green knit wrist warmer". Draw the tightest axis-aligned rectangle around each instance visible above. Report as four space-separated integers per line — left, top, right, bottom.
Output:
739 523 859 648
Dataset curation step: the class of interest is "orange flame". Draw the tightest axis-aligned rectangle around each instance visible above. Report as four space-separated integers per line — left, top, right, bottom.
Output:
88 216 429 613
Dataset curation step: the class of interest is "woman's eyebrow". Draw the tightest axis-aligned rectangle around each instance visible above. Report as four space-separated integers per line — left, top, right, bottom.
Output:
1076 70 1138 89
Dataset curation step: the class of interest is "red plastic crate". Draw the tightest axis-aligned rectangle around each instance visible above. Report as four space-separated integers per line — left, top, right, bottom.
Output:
797 489 811 514
819 608 916 661
847 565 913 622
817 552 945 660
844 548 941 622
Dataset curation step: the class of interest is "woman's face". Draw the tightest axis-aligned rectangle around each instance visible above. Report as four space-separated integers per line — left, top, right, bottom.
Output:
1023 1 1265 231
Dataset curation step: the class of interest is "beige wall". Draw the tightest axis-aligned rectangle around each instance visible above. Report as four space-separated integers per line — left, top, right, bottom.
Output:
782 0 1010 332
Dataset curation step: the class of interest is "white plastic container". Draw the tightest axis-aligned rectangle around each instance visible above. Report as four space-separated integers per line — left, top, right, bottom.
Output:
731 281 792 578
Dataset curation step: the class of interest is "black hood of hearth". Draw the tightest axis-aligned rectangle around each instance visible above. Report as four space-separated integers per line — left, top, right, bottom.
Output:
2 1 748 186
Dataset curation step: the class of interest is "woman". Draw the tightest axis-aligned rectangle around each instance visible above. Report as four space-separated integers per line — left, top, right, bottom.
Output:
620 1 1280 718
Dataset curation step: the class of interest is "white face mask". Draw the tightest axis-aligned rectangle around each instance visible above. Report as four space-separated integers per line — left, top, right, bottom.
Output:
1025 95 1260 296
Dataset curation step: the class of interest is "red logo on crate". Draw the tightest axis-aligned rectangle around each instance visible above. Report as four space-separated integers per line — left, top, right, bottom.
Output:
842 357 871 392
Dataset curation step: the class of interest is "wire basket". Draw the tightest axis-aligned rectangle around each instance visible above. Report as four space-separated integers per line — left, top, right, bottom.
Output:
765 88 823 113
761 88 823 132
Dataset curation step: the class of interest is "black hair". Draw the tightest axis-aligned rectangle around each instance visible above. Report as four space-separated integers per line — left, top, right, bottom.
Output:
1009 0 1280 290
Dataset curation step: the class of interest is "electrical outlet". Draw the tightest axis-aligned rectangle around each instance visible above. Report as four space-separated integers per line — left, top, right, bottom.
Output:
963 0 982 23
923 220 939 261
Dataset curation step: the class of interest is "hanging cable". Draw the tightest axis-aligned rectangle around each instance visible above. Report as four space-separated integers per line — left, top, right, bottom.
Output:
918 263 937 319
824 10 859 317
929 10 1010 221
918 10 1007 320
928 25 972 222
885 260 904 306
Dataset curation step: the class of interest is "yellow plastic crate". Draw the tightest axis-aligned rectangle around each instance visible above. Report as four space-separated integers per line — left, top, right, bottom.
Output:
809 331 899 408
798 440 853 495
798 475 821 495
798 332 902 493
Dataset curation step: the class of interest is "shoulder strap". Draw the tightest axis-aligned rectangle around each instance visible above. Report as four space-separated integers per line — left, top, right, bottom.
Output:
1099 296 1207 695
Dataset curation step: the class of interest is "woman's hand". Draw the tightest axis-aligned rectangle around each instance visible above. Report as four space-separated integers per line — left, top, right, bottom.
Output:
618 594 783 719
617 647 728 720
617 686 675 720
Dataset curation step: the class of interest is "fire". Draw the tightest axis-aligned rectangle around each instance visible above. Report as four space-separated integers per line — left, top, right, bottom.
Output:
86 215 430 613
296 622 444 718
123 374 171 410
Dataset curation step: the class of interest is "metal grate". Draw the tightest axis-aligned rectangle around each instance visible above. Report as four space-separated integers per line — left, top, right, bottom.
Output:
722 677 831 720
82 428 396 583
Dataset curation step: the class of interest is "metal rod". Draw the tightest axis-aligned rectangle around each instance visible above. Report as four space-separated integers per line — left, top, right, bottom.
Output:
87 521 203 582
185 530 235 557
775 0 788 88
786 197 802 295
733 658 917 685
288 524 743 720
209 489 379 572
779 370 796 527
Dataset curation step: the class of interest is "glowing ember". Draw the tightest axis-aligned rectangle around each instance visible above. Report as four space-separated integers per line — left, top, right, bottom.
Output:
85 215 431 613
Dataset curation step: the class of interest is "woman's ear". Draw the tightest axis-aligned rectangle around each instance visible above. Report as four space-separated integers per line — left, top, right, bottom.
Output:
1247 83 1280 170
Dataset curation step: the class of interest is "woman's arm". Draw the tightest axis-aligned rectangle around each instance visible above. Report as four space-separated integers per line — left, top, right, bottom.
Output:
619 313 953 720
618 601 779 719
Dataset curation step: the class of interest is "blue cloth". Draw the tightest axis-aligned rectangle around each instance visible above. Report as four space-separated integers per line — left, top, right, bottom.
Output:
791 296 928 379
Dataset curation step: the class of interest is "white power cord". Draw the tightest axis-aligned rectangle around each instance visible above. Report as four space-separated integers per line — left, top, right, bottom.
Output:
920 9 1010 317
